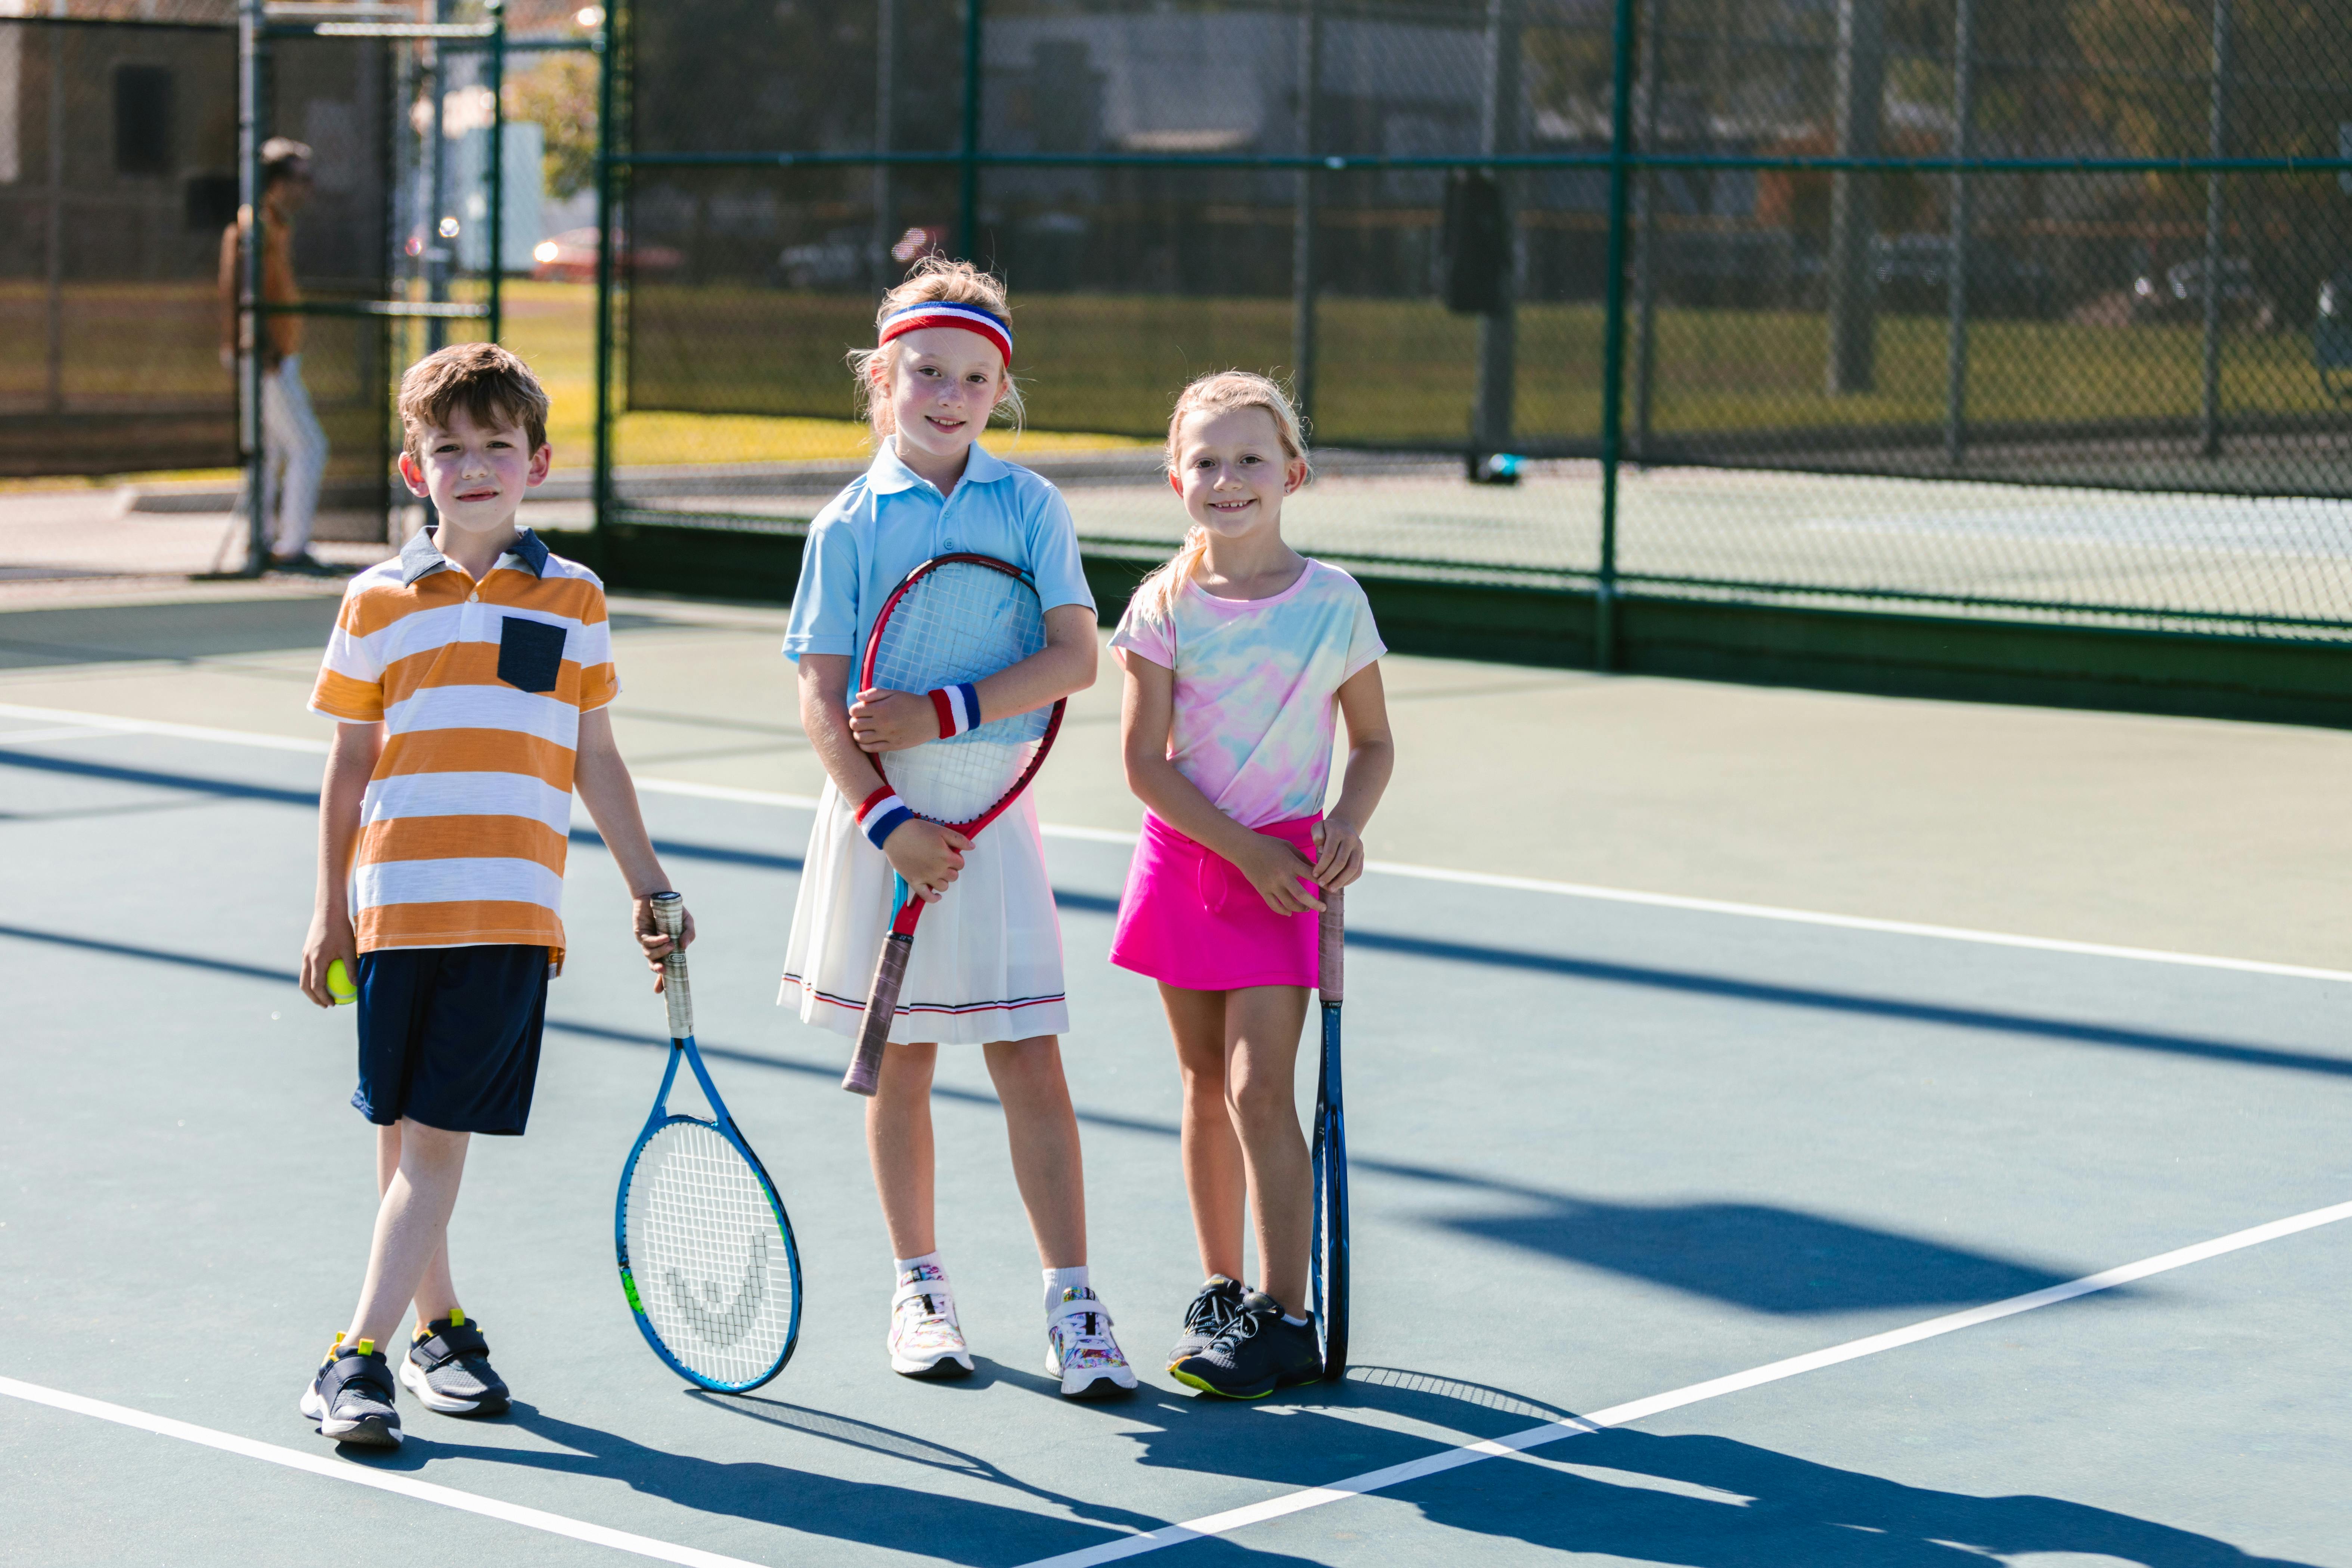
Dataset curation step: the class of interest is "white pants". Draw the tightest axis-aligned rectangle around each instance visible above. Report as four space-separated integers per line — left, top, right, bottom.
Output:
258 354 328 558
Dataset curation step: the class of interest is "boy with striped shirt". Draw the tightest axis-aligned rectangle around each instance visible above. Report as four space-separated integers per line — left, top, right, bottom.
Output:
295 343 690 1448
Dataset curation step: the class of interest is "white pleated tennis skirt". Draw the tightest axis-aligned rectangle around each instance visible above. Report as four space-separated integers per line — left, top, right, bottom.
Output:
779 781 1070 1046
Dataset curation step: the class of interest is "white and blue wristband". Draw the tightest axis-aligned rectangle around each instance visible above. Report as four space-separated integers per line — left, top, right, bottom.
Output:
855 784 917 850
928 681 982 739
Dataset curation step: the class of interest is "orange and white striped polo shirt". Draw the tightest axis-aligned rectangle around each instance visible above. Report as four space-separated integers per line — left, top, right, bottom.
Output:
309 527 618 955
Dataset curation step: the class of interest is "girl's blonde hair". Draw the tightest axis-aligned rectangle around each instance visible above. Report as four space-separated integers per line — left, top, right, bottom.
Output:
847 255 1025 441
1132 371 1313 620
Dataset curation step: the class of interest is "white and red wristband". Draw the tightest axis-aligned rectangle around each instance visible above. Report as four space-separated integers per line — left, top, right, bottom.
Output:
855 784 917 850
928 681 982 739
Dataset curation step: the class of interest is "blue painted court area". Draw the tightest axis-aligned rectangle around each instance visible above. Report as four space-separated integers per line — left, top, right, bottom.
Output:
2 715 2349 1566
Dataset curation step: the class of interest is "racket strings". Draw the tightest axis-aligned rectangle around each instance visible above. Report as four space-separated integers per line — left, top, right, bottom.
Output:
625 1120 797 1386
870 563 1053 824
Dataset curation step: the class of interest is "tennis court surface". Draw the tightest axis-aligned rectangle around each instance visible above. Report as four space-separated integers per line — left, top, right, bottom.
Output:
3 584 2349 1567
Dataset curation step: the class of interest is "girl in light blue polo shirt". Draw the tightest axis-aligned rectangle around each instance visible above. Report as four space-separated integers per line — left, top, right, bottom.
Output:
778 258 1135 1398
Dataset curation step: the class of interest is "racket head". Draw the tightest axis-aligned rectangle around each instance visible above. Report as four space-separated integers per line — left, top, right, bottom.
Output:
616 1110 803 1391
1311 1003 1349 1380
862 555 1062 831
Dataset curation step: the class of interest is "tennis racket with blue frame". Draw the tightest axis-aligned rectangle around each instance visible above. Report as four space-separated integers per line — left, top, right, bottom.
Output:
841 553 1065 1096
1311 888 1349 1379
616 892 803 1391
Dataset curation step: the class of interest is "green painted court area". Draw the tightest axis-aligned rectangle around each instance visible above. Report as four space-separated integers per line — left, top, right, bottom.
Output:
2 587 2349 1566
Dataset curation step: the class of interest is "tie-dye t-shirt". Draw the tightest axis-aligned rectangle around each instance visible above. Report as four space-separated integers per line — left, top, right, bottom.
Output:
1110 558 1386 830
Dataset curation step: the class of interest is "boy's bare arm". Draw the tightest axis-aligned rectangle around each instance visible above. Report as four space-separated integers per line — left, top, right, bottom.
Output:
847 604 1097 753
799 653 967 898
572 707 691 987
300 721 383 1007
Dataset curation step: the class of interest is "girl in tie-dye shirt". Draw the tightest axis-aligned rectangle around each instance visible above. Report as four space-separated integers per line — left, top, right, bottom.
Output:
1108 371 1395 1400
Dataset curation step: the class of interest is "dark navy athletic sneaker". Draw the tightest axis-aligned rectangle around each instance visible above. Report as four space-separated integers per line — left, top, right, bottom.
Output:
1171 1290 1322 1400
1165 1276 1247 1370
400 1311 511 1416
300 1339 401 1447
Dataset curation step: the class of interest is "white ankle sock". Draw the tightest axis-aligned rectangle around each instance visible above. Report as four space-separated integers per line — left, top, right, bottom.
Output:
1042 1264 1090 1314
895 1250 944 1283
1282 1313 1309 1327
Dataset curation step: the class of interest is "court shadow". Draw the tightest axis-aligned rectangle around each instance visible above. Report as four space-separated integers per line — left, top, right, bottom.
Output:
684 1387 1161 1535
353 1399 1279 1567
1066 1369 2317 1567
0 596 688 670
1437 1193 2073 1314
1413 1423 2323 1567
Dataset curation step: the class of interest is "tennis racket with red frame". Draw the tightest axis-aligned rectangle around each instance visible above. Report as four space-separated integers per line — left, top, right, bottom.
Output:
841 553 1066 1096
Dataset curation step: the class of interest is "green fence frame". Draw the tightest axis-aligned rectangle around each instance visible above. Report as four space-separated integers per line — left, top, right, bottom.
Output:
581 0 2352 724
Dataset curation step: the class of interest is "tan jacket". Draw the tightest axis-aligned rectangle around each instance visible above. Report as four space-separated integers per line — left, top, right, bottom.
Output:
218 204 303 363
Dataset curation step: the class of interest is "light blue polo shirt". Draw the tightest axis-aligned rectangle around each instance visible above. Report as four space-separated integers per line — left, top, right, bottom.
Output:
781 440 1097 669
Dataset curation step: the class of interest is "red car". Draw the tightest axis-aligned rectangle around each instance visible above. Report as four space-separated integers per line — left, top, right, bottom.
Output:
531 226 683 283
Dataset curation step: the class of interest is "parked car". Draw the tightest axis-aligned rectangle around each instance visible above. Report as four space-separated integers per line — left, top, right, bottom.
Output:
529 226 683 283
1869 233 2055 318
2131 255 2275 331
770 228 875 290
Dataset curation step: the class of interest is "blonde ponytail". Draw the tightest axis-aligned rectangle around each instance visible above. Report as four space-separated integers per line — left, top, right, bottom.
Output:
1132 370 1311 621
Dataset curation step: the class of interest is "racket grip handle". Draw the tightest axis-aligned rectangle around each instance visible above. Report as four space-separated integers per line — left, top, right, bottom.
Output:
843 935 911 1096
1318 887 1344 1002
650 892 693 1039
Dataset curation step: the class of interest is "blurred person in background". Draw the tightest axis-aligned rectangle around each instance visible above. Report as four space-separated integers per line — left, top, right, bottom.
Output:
220 137 332 573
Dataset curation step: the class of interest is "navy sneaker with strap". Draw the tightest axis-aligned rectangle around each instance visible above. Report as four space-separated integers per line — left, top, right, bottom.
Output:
1171 1290 1322 1400
400 1310 511 1416
300 1338 401 1447
1166 1276 1247 1370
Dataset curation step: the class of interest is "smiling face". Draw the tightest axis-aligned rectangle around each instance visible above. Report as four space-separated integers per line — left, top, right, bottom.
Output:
397 405 551 543
881 326 1007 467
1170 405 1304 542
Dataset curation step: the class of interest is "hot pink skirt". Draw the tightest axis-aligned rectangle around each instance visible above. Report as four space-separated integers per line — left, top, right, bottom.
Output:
1109 811 1322 992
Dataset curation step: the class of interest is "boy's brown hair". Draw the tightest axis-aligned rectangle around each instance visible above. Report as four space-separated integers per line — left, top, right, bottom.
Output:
397 342 550 462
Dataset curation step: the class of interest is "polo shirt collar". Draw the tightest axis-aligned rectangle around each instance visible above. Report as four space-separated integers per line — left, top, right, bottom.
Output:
399 525 551 586
867 438 1012 498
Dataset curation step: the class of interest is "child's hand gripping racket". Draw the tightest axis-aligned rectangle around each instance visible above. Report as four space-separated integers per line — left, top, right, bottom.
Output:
1311 887 1349 1380
842 554 1066 1096
615 893 803 1390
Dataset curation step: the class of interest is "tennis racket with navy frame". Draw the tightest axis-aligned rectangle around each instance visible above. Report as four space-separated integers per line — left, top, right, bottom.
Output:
841 552 1066 1096
616 893 803 1391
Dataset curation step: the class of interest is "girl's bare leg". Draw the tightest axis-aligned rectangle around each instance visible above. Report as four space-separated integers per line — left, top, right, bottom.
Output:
1160 982 1248 1283
867 1041 940 1260
984 1035 1086 1268
1223 985 1313 1315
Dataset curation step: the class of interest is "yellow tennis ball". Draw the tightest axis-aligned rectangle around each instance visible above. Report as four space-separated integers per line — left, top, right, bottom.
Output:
326 958 358 1005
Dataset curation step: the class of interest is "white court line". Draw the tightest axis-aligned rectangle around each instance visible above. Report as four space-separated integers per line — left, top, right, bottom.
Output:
0 1377 765 1568
0 725 123 744
7 1200 2346 1568
1019 1198 2352 1568
5 698 2347 984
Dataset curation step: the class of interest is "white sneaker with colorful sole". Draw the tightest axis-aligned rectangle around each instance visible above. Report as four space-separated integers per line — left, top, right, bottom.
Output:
1048 1286 1138 1399
890 1264 974 1379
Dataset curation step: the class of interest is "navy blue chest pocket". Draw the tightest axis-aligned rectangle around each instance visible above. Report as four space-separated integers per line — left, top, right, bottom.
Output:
496 615 568 694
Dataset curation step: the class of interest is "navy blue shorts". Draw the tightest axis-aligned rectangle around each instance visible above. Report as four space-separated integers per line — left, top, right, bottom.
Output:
354 945 552 1135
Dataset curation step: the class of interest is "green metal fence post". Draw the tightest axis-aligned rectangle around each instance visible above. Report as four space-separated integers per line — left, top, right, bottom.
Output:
1291 0 1322 430
239 0 269 577
592 5 615 536
487 0 505 343
1593 0 1638 671
2198 0 2232 459
957 0 983 260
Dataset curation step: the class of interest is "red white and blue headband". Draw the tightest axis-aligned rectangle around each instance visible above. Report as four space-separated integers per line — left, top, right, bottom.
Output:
878 301 1013 367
